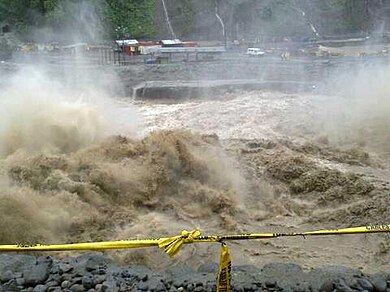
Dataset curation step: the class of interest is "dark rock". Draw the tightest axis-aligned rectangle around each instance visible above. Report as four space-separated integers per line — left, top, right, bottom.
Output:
33 284 47 292
357 278 374 291
320 280 334 292
334 279 353 292
95 284 103 292
118 282 128 292
95 266 107 275
187 283 195 291
147 277 166 291
50 264 60 274
94 275 107 285
243 283 253 291
47 287 61 292
45 281 58 288
85 254 110 272
137 281 149 291
194 286 205 292
37 256 53 265
47 274 60 283
120 269 131 278
82 274 95 290
265 280 277 288
121 265 151 282
70 284 85 292
0 270 14 282
59 263 73 274
61 280 71 289
60 273 72 282
70 277 83 285
295 281 312 292
155 282 167 291
0 255 36 275
102 280 119 292
23 262 51 286
195 282 203 287
16 277 26 286
370 275 387 292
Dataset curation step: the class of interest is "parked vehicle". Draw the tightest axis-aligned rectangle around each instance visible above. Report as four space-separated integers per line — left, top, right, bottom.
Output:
246 48 265 56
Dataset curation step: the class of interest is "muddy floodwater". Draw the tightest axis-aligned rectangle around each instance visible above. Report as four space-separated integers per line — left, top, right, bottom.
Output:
0 57 389 274
118 87 390 272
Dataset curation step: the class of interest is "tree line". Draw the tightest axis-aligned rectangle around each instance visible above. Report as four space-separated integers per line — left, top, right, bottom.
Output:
0 0 389 42
0 0 155 40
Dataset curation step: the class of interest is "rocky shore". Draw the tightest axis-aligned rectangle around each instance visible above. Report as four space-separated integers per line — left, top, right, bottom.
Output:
0 254 389 292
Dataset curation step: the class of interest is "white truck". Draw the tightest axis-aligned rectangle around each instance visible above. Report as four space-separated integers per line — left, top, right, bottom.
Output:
246 48 265 56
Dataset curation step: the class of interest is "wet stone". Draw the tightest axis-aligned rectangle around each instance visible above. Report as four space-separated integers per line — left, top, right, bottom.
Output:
45 281 58 288
85 254 110 272
33 284 47 292
265 280 277 288
95 284 103 292
60 273 73 282
47 274 61 283
194 286 204 292
0 270 14 282
94 275 107 284
61 280 71 289
23 262 51 286
70 276 83 285
334 279 353 292
37 256 53 265
320 280 334 292
59 263 73 274
155 282 167 292
371 276 387 292
16 277 26 286
357 278 374 291
137 281 149 291
102 280 119 292
81 275 95 290
70 284 85 292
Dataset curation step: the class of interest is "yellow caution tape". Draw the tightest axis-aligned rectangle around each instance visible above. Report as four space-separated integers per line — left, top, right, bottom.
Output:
1 225 390 292
3 225 389 252
216 243 232 292
158 229 201 257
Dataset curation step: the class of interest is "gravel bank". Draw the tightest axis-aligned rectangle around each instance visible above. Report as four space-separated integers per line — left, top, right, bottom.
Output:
0 254 389 292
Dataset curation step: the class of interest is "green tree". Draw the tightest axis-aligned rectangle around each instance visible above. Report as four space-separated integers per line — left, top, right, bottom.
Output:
104 0 155 39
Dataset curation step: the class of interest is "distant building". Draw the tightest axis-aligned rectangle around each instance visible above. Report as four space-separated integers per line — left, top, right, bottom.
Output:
160 39 183 47
116 39 139 54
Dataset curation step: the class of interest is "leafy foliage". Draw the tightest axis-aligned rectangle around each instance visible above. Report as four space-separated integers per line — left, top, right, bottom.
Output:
104 0 155 38
0 0 387 41
0 0 155 40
